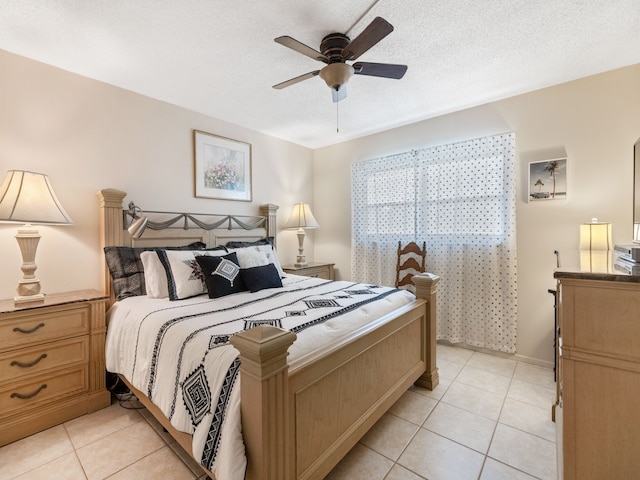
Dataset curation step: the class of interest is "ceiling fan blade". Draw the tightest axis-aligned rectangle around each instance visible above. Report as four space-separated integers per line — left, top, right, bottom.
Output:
272 71 320 90
332 85 347 103
353 62 407 79
274 36 329 63
342 17 394 61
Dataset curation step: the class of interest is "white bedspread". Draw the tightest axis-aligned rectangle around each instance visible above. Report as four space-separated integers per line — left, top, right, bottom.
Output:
105 275 415 480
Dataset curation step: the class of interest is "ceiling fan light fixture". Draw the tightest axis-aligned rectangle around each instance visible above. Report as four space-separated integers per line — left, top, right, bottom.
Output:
319 63 354 91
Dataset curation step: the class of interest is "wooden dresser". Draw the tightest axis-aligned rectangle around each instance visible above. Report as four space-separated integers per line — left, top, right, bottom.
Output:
0 290 111 446
554 270 640 479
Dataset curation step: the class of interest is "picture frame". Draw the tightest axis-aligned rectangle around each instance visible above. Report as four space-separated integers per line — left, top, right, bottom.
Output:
528 158 567 202
193 130 252 201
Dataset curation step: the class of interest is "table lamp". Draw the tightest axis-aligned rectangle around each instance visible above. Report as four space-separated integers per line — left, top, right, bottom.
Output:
285 203 319 267
0 170 73 304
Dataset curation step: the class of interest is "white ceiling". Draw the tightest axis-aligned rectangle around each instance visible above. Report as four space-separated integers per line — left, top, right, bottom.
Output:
1 1 640 149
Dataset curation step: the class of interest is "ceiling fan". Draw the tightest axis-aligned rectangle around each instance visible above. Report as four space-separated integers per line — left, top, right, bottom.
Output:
272 17 407 102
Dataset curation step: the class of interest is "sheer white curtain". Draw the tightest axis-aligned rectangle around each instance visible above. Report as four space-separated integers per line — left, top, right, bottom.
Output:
351 133 517 353
351 151 420 286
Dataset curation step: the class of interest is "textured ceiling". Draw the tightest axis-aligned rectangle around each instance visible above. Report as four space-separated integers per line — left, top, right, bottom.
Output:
1 1 640 149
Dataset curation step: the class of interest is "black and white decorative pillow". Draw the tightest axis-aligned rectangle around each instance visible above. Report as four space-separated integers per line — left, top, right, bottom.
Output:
195 252 248 299
157 249 226 300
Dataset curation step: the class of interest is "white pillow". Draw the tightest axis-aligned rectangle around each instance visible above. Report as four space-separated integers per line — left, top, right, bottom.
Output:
157 249 227 300
234 248 270 269
140 251 169 299
258 244 286 278
228 244 285 278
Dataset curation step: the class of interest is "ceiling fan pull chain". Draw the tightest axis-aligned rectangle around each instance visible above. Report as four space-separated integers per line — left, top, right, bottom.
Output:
336 96 339 133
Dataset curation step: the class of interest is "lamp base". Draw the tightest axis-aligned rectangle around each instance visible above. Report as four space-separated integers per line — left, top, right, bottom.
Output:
14 293 45 305
294 229 308 268
14 226 44 304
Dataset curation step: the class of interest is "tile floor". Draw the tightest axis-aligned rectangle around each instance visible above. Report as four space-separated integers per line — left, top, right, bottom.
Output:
0 344 558 480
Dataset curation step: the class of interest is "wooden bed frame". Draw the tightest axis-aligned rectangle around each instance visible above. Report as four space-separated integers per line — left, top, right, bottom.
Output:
97 188 439 480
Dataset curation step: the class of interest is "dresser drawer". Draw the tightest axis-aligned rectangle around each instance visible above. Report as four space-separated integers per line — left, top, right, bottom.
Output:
300 266 331 279
0 305 90 350
566 283 640 360
283 263 335 280
0 366 88 417
0 337 89 384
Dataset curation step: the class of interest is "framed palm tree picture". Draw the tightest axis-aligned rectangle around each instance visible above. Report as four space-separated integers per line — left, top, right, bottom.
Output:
528 158 567 202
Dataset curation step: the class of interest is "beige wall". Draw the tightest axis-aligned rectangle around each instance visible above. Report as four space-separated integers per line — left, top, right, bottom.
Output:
0 50 314 298
313 64 640 365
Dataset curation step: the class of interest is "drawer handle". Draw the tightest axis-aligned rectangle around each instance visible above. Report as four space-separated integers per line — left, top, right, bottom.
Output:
10 384 47 400
13 323 45 334
11 353 48 368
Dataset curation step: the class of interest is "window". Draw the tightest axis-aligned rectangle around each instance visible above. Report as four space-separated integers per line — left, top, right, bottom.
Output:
351 133 517 352
363 156 418 237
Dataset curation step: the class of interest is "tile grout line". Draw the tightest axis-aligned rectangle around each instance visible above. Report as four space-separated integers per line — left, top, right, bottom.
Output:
382 347 475 480
63 422 90 480
378 347 466 480
475 356 517 479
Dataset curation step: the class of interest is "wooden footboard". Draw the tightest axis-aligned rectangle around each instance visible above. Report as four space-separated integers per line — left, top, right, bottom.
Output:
231 273 439 480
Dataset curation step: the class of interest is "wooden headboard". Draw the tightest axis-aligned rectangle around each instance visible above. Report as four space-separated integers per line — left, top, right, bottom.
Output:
97 188 278 304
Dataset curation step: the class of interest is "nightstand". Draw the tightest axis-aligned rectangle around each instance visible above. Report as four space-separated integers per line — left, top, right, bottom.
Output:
282 262 335 280
0 290 111 446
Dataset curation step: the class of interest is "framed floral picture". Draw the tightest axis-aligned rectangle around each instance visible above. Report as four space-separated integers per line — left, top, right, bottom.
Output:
528 158 567 202
193 130 252 201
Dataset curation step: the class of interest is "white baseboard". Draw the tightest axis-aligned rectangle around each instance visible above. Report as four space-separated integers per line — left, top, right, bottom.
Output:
437 340 554 369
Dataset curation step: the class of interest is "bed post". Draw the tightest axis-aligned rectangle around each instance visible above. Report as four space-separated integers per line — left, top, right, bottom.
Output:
260 203 279 249
412 273 440 390
230 325 297 480
97 188 126 305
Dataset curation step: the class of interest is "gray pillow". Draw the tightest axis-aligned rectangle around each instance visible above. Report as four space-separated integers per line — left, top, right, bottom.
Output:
225 237 273 248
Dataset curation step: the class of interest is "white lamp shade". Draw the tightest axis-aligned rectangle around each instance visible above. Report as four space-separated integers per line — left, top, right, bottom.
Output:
285 203 319 229
580 249 613 273
0 170 73 224
579 219 611 251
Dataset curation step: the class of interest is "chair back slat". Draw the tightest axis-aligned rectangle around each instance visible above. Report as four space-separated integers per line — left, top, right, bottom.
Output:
395 241 427 291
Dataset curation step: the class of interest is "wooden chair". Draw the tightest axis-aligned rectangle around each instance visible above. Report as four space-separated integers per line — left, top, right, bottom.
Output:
395 241 427 292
